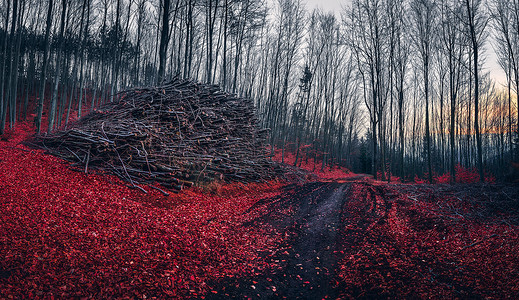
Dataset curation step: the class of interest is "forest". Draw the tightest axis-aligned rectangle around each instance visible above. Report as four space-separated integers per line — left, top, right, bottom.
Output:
1 0 519 298
0 0 517 182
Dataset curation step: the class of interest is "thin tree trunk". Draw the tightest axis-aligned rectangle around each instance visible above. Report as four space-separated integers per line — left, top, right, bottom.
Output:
35 0 53 134
158 0 170 84
0 0 17 134
47 0 67 133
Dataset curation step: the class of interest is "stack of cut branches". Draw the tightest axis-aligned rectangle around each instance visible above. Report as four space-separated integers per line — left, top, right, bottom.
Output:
32 78 293 192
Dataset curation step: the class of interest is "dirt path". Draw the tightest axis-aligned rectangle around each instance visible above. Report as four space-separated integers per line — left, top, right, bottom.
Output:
209 182 354 299
208 181 519 298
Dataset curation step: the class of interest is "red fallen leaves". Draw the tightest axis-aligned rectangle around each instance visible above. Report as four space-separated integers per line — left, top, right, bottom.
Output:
416 164 496 184
336 183 519 298
3 122 517 298
0 122 284 298
271 147 355 180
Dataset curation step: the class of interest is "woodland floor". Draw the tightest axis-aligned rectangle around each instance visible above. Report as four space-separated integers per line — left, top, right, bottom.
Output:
1 123 519 299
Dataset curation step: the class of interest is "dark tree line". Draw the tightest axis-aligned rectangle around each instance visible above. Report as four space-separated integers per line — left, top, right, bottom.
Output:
0 0 516 181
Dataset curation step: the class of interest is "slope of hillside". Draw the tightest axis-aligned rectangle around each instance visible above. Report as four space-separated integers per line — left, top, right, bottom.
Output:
0 123 284 298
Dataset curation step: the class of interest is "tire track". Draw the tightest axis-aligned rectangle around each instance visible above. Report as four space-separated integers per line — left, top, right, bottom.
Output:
208 182 351 299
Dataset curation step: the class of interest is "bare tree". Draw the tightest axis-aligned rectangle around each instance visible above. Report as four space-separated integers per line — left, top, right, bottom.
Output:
47 0 67 133
0 0 17 134
348 0 391 180
464 0 489 181
158 0 171 84
491 0 519 160
440 0 465 182
391 0 411 180
411 0 437 183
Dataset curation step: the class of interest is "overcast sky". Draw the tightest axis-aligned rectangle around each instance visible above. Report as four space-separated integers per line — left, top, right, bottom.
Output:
303 0 507 86
305 0 347 13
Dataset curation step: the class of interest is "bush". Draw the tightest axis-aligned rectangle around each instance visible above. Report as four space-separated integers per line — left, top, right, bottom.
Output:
455 164 479 183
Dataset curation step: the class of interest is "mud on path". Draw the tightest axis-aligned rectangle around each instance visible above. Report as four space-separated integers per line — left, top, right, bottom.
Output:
209 181 519 299
209 181 363 299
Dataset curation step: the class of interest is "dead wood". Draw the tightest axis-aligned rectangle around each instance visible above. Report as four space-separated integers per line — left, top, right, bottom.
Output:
31 78 306 191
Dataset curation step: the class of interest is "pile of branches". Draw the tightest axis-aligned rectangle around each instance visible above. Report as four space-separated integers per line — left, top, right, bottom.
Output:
32 78 293 193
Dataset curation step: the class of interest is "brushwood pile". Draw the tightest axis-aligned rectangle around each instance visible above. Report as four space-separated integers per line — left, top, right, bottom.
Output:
33 78 291 191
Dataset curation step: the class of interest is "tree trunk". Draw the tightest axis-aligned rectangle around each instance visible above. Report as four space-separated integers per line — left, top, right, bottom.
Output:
158 0 170 84
47 0 67 133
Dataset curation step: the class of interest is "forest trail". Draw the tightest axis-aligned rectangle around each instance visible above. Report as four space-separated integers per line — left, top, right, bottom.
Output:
209 181 377 299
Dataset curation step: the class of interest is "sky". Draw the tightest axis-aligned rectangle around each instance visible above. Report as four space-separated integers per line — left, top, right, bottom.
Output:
305 0 346 12
304 0 508 87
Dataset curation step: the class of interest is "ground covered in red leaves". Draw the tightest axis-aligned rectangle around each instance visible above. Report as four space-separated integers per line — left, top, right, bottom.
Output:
1 123 519 298
204 181 519 299
0 123 284 298
338 182 519 298
271 148 354 180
